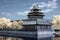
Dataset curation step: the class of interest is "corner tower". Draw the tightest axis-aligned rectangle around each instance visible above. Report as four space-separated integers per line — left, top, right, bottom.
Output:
27 5 44 20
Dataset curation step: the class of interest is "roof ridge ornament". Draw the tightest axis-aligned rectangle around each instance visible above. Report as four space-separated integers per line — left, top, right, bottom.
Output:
33 4 39 9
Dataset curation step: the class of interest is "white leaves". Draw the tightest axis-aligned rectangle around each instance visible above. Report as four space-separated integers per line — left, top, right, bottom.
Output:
0 18 23 29
11 21 23 29
0 17 12 29
52 15 60 29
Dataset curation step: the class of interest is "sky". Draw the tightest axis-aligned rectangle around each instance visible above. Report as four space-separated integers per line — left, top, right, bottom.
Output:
0 0 60 20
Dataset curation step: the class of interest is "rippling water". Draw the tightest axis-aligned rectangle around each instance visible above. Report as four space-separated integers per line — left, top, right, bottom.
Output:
38 37 54 40
0 36 60 40
0 36 37 40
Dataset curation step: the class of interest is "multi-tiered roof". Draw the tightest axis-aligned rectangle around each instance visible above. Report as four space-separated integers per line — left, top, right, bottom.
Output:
27 5 44 20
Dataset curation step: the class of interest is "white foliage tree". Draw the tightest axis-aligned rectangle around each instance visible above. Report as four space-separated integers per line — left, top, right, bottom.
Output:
11 21 19 29
17 20 23 29
0 18 12 29
0 18 23 40
0 17 23 29
11 21 23 29
52 15 60 29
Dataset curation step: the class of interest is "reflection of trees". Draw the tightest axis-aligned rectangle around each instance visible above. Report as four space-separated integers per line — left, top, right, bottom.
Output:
52 15 60 29
6 37 24 40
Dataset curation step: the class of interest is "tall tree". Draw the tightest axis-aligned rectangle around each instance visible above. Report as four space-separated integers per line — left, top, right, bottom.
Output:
0 18 12 29
52 15 60 29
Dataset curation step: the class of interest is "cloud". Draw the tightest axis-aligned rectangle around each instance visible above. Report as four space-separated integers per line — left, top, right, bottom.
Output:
0 11 27 20
38 2 47 8
47 0 57 8
17 12 26 16
17 10 30 16
1 12 6 15
15 0 58 16
1 12 11 16
30 0 58 12
41 9 54 12
6 13 11 16
53 0 57 2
